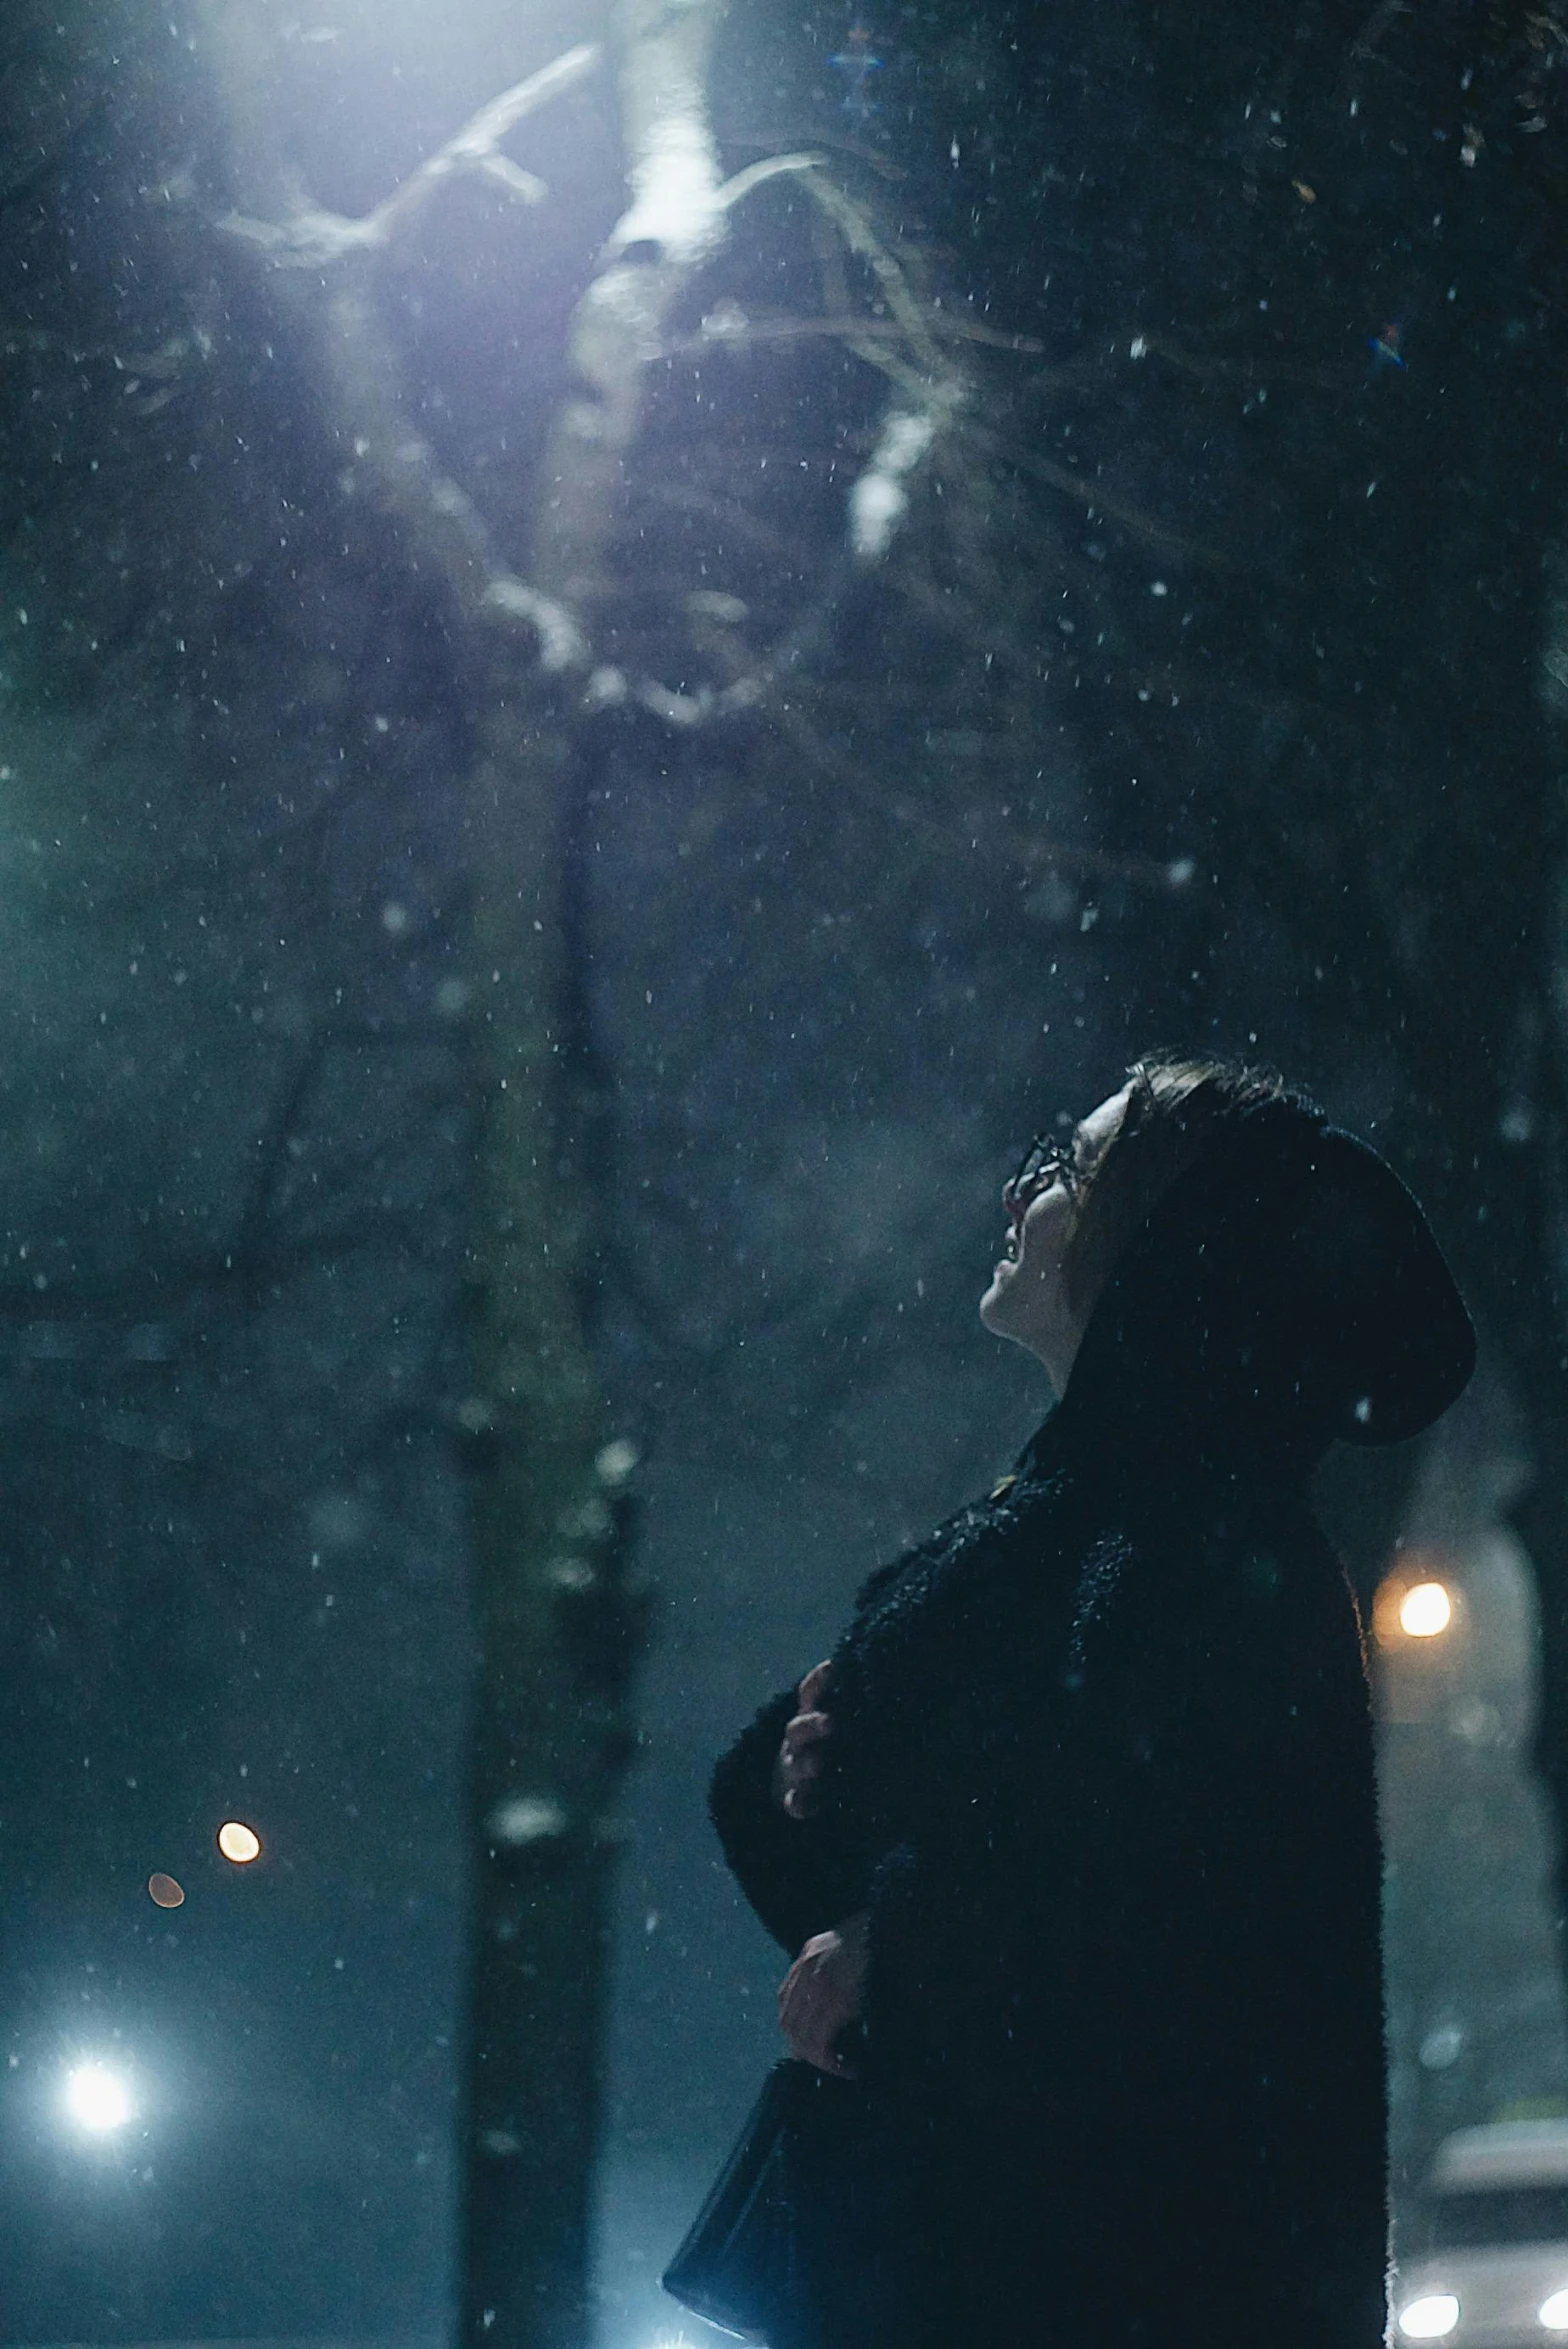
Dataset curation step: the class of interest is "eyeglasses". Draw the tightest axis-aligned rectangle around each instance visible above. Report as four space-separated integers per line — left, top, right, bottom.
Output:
1006 1131 1081 1203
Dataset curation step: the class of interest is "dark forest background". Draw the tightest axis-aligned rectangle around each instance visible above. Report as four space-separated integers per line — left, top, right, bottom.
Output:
0 0 1565 2343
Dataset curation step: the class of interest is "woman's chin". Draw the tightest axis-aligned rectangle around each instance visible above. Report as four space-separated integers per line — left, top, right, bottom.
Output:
979 1269 1015 1329
981 1273 1059 1370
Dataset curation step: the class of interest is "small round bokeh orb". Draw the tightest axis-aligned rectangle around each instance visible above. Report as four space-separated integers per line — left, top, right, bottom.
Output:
148 1872 185 1909
216 1820 262 1865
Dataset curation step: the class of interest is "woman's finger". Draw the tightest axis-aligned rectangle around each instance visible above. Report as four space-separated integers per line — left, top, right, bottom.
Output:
778 1706 835 1816
777 1946 859 2075
786 2023 852 2077
778 1754 824 1816
797 1658 835 1709
778 1959 818 2041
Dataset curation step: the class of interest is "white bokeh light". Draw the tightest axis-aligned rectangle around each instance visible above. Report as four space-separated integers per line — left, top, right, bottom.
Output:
63 2061 133 2134
1540 2288 1568 2331
1399 2293 1460 2339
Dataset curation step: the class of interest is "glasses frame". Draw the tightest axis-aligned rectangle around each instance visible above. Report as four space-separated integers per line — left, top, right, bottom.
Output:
1007 1131 1081 1203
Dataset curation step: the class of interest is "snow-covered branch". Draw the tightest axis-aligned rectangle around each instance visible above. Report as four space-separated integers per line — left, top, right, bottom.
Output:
794 175 966 568
217 44 600 268
205 0 1014 740
716 151 821 210
199 10 594 671
668 310 1046 358
299 275 588 670
533 0 727 604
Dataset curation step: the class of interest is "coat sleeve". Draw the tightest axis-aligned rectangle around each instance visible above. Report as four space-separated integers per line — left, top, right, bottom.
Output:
708 1684 875 1954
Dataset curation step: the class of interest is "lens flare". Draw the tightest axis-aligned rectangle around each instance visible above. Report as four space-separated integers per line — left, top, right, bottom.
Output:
217 1820 261 1864
148 1871 185 1908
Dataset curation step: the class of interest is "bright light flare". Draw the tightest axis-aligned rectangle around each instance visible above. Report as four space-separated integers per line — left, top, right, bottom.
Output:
217 1820 261 1864
1540 2289 1568 2331
1398 1581 1454 1639
1398 2294 1460 2339
64 2062 133 2134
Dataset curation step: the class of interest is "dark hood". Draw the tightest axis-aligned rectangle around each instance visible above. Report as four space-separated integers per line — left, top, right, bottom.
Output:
1051 1097 1475 1475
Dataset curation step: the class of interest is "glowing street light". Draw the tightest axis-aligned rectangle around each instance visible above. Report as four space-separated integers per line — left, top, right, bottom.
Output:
1398 1581 1453 1639
217 1820 261 1864
63 2061 134 2135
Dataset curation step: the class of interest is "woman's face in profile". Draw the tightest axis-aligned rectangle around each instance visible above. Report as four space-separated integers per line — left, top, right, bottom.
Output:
980 1083 1132 1392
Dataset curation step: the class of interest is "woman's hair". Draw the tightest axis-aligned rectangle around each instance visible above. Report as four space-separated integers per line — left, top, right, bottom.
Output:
1063 1052 1296 1320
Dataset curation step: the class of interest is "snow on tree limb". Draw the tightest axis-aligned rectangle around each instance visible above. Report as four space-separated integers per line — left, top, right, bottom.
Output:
850 410 938 559
716 151 822 209
201 11 595 675
311 275 585 670
216 44 600 267
366 45 597 237
663 311 1047 358
207 0 966 704
480 580 590 675
202 0 1107 823
514 0 779 703
802 173 951 370
794 174 966 569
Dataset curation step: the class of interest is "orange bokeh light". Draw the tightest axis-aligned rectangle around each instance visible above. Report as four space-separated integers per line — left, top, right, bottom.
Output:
148 1872 185 1908
1398 1580 1453 1638
1373 1559 1460 1650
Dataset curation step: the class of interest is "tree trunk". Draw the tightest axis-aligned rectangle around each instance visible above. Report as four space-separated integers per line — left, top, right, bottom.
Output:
456 690 636 2348
456 4 732 2337
187 3 695 2336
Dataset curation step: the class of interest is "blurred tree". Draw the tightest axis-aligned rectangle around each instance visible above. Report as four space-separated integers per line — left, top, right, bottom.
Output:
189 1 1032 2338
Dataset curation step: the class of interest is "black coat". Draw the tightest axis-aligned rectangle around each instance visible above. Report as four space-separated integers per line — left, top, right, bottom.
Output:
709 1109 1474 2348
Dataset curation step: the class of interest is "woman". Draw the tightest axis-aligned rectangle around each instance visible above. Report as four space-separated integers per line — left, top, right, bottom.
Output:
706 1056 1475 2348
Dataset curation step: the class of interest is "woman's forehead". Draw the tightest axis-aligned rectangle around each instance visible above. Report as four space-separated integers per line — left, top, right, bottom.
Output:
1077 1083 1134 1159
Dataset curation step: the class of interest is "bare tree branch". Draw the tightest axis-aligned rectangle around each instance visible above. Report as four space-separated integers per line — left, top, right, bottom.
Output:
217 45 601 267
716 151 821 209
964 414 1238 568
764 676 1193 894
664 311 1048 358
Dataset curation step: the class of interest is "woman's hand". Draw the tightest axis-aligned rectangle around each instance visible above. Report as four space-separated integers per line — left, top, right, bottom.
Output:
778 1909 870 2077
775 1658 836 1820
